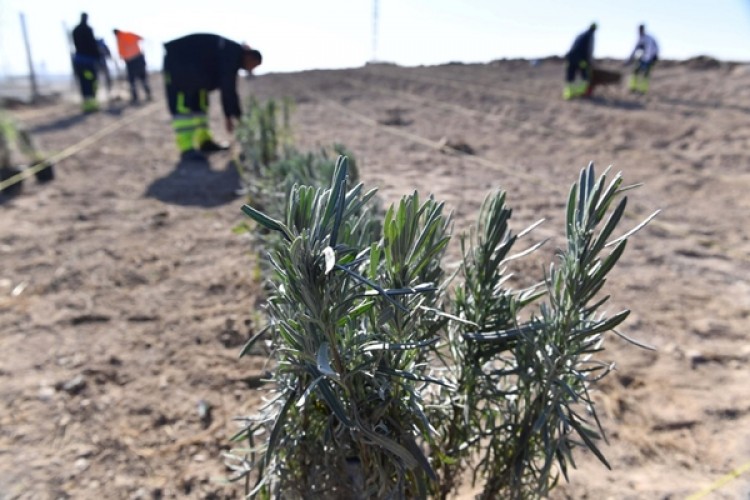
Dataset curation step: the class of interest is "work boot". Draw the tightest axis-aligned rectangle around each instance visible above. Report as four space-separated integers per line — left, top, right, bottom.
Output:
637 77 650 94
82 98 100 113
199 140 230 153
628 74 639 93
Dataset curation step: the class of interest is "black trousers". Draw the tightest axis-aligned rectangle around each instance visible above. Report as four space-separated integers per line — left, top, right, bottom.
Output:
565 57 590 83
162 55 207 115
162 53 212 151
125 54 151 100
73 55 98 99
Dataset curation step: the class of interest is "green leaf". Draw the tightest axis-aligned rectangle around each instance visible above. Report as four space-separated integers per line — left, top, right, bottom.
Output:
402 433 438 482
241 204 292 241
265 390 297 468
435 449 459 466
568 416 611 470
362 338 439 351
334 263 408 312
317 379 353 428
327 156 348 246
317 342 339 380
358 426 418 469
238 324 271 358
612 328 656 350
464 324 535 343
337 299 375 325
589 196 627 258
589 239 627 284
606 209 661 247
566 183 578 240
296 376 323 408
583 310 630 335
377 367 455 389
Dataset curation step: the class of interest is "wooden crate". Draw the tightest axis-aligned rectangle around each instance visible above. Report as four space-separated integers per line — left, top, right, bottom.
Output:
591 68 622 86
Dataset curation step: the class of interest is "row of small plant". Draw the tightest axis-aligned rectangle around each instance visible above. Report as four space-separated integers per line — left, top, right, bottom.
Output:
233 97 365 215
233 98 375 260
228 98 654 499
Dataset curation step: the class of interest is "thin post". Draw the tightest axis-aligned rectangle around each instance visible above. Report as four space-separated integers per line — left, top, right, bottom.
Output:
19 12 40 102
63 22 76 90
371 0 379 62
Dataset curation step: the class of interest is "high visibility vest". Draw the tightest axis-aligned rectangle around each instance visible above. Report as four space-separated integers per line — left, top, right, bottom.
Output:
115 31 143 61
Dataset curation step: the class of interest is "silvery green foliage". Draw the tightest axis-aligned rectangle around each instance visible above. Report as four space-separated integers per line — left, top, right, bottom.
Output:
230 158 452 499
229 109 654 499
432 165 656 499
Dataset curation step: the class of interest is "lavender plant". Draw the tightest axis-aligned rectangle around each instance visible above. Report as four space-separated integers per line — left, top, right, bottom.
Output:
230 158 451 498
228 100 654 499
430 166 655 499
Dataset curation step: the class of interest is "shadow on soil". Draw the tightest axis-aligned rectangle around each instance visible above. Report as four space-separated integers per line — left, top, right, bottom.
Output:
29 103 128 134
145 157 242 207
29 113 90 133
588 95 645 110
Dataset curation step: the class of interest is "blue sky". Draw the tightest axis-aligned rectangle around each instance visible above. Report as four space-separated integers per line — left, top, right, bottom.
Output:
1 0 749 77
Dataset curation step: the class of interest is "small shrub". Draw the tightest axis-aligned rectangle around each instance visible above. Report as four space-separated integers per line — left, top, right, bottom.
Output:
226 97 656 499
227 152 655 499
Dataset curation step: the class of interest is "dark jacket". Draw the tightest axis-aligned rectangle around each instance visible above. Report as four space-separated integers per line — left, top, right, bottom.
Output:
164 34 245 118
566 29 595 63
72 22 99 59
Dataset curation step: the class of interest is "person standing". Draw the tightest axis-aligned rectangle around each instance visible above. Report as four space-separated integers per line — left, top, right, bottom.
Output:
162 33 262 160
71 13 100 112
563 23 597 100
626 24 659 94
113 29 152 104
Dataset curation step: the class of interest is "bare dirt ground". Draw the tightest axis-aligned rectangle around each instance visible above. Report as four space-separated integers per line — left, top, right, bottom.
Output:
2 57 749 499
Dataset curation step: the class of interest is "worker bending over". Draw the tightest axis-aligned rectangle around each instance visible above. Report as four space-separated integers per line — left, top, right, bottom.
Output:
162 33 262 161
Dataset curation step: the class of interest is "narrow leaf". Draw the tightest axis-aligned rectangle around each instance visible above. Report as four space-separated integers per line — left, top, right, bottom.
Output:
358 426 418 469
241 204 292 241
362 338 439 351
238 324 271 358
606 210 661 247
265 390 297 467
317 342 339 379
317 379 353 427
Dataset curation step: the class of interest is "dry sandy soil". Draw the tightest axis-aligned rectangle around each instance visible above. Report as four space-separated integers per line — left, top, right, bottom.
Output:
2 57 749 499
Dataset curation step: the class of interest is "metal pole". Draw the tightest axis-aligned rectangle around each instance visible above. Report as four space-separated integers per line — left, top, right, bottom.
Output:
372 0 379 62
19 12 40 102
63 22 77 90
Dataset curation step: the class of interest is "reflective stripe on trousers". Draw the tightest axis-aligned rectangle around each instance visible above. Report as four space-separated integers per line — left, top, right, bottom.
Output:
172 114 213 152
